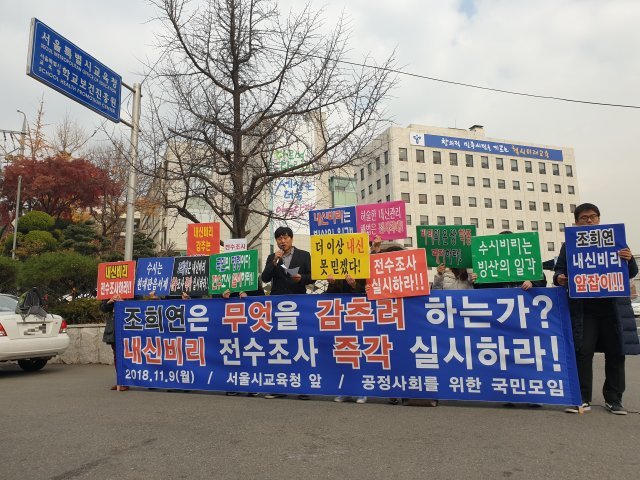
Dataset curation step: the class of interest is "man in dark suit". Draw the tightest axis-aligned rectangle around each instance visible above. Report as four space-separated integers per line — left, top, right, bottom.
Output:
261 226 313 295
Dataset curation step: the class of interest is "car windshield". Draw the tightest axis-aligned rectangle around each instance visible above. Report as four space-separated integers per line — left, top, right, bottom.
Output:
0 295 18 312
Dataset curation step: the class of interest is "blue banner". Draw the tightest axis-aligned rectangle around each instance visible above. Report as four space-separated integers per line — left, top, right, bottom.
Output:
565 224 630 298
116 288 581 405
135 257 175 298
308 206 357 235
416 134 564 161
27 18 121 122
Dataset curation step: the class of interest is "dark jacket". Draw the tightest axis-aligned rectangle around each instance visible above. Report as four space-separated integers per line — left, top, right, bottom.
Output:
475 277 546 290
261 248 313 295
100 300 115 344
553 243 639 355
326 278 366 295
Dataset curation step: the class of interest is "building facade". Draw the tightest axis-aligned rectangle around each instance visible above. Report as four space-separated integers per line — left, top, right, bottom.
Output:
356 124 580 262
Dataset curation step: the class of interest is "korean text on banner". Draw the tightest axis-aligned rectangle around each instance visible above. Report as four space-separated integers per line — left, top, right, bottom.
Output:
417 225 476 268
223 238 247 252
209 250 259 295
170 256 210 297
472 232 542 284
187 223 220 256
356 200 407 241
135 257 175 298
309 206 357 235
97 261 136 299
367 249 430 300
311 233 370 279
115 288 581 406
565 224 630 298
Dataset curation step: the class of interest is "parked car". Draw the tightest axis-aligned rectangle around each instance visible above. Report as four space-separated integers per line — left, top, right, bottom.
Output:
0 292 69 371
632 298 640 317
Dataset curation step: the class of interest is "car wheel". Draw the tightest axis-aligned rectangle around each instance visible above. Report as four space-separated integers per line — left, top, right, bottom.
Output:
17 358 48 372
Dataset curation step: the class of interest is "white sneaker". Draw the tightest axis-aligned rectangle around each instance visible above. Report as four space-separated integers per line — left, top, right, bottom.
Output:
356 397 367 404
334 396 347 403
565 402 591 413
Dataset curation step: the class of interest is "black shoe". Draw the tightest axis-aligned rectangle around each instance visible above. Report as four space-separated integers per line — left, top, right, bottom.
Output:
605 402 628 415
388 398 399 405
564 402 591 414
264 393 286 399
225 392 239 396
247 392 258 397
298 395 311 400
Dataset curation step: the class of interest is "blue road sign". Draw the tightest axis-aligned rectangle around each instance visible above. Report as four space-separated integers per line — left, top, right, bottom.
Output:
26 18 121 123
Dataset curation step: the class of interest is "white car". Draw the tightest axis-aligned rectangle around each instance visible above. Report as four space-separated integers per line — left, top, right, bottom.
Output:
0 293 69 371
632 298 640 317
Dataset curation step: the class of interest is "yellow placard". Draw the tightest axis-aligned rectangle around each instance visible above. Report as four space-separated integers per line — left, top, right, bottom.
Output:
310 233 370 279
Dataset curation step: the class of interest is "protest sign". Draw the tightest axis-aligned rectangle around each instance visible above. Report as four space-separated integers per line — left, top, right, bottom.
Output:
367 249 430 300
209 250 259 295
310 233 370 279
134 257 175 298
472 232 542 284
170 256 210 297
223 238 247 252
97 261 136 299
416 225 476 267
356 200 406 240
187 223 220 256
309 206 357 235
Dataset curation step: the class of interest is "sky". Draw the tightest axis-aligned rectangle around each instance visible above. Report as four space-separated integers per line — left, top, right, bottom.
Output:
1 0 639 252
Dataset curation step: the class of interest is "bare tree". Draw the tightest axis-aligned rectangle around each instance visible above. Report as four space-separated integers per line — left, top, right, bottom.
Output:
143 0 396 246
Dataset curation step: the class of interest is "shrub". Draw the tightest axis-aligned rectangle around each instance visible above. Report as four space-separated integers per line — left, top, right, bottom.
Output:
0 256 20 293
17 211 55 233
48 298 107 325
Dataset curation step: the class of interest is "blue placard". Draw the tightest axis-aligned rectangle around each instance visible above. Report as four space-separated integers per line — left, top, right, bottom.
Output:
565 224 630 298
414 134 564 161
116 288 581 406
308 206 357 235
135 257 175 298
27 18 121 123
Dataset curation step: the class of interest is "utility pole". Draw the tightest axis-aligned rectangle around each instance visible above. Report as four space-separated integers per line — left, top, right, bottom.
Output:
11 175 22 260
121 82 142 261
17 110 27 158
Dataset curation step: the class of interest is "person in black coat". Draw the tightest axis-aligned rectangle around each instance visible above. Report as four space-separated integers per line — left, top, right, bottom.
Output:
261 226 313 295
554 203 639 415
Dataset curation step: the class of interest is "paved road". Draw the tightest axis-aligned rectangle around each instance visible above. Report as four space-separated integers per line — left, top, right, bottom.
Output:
1 355 639 480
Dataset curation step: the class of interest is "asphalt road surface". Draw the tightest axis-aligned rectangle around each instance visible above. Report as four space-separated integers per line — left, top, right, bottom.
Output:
1 355 639 480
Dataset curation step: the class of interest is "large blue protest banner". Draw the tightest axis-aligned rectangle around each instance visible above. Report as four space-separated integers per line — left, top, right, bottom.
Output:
27 18 122 122
116 288 581 406
564 223 630 298
308 206 357 235
135 257 175 298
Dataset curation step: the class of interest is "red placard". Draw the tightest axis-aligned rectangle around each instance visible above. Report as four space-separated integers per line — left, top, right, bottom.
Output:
366 249 430 300
97 261 136 300
187 222 221 256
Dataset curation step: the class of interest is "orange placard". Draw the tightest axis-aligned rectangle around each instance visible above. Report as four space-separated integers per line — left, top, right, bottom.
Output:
97 261 136 299
187 222 221 256
366 249 430 300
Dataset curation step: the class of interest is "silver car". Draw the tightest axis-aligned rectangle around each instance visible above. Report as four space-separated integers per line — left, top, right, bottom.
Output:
0 293 69 371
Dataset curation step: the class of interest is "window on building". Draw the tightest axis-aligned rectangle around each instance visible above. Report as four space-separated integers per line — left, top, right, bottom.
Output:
368 184 373 194
543 202 550 212
502 219 510 230
525 160 532 173
467 177 475 186
386 195 391 201
554 184 561 193
552 164 560 176
450 152 458 166
499 199 508 209
566 165 573 177
513 180 520 190
527 182 535 191
548 242 555 252
400 171 409 182
481 156 489 168
559 223 566 232
406 215 412 225
384 151 389 164
498 179 506 189
399 148 408 161
514 200 522 210
436 195 445 205
486 218 495 229
557 203 564 213
417 172 426 183
541 182 548 192
469 196 477 207
376 179 381 190
451 175 460 185
401 192 410 202
433 151 441 164
434 174 443 184
545 222 552 232
454 216 463 225
529 201 536 211
483 178 491 188
531 221 538 231
570 204 576 213
484 198 492 208
470 217 479 227
437 216 446 225
385 173 390 185
511 159 518 172
416 149 425 163
420 215 429 225
419 194 427 204
516 220 524 231
496 158 504 170
539 162 546 174
452 196 461 206
465 154 474 167
360 189 365 200
375 157 381 170
360 168 365 180
403 237 413 248
568 185 575 194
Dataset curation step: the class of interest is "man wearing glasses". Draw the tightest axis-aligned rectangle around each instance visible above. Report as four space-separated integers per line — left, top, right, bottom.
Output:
554 203 639 414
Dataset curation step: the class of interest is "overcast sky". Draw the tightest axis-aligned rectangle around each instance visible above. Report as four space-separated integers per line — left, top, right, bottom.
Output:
1 0 638 252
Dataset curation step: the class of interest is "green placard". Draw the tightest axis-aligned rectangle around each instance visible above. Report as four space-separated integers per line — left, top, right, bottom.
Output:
208 250 259 294
416 225 476 267
471 232 542 284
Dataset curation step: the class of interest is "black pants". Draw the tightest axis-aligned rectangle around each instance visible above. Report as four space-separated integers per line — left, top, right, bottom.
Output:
576 306 625 404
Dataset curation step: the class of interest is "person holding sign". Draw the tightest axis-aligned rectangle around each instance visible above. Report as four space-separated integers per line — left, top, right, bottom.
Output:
432 265 475 290
554 203 639 415
100 294 128 392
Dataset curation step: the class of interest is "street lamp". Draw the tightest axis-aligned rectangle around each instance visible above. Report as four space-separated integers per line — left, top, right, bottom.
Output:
16 110 27 158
